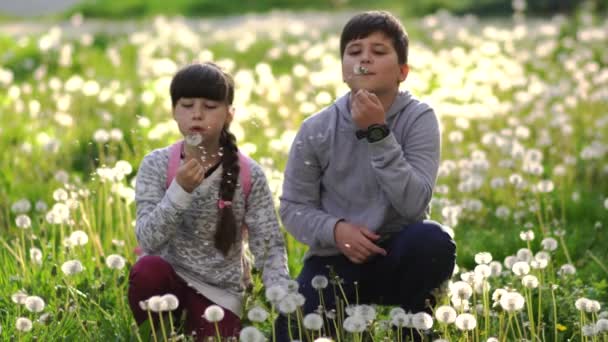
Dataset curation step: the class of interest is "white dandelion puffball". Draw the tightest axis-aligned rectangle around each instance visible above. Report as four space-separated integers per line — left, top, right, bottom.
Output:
511 261 530 276
314 338 334 342
582 324 597 337
343 315 367 333
519 230 535 241
474 252 492 265
486 338 499 342
12 290 28 304
353 64 369 75
455 313 477 331
286 279 299 293
522 275 539 289
265 285 287 303
604 198 608 210
474 264 491 279
596 318 608 332
24 296 45 313
29 247 43 265
303 313 324 331
16 317 33 332
435 305 457 324
239 326 265 342
311 275 329 289
412 312 433 330
16 214 32 229
147 295 167 312
105 254 126 270
352 304 376 321
391 312 411 328
500 292 525 312
516 248 533 262
390 307 406 318
489 261 502 276
450 281 473 299
161 294 179 311
61 259 84 275
559 264 576 276
278 295 298 314
541 237 558 251
247 306 269 323
185 133 203 146
204 305 225 322
69 230 89 246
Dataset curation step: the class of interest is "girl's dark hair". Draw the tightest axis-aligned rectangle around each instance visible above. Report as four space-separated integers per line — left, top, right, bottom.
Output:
170 62 240 256
339 11 409 65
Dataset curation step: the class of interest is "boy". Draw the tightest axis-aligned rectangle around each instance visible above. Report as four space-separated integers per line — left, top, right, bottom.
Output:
276 10 456 340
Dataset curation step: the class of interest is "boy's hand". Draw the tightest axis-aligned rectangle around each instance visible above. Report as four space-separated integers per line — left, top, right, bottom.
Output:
334 221 387 264
175 158 205 193
351 89 385 130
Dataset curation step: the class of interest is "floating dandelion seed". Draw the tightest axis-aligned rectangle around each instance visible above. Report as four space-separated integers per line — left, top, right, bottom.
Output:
185 133 203 146
24 296 45 313
15 317 33 332
105 254 126 270
204 305 225 322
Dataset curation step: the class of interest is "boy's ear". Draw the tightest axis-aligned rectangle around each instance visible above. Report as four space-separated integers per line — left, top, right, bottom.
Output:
226 106 235 124
398 64 409 83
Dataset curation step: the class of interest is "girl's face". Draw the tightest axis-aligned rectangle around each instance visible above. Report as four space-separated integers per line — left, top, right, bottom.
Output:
173 97 233 146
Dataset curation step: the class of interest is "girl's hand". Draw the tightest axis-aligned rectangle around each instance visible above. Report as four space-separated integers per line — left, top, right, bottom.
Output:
334 221 387 264
175 158 205 193
351 89 385 130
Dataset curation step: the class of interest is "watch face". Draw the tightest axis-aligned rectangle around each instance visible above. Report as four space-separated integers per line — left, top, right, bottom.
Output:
369 129 384 140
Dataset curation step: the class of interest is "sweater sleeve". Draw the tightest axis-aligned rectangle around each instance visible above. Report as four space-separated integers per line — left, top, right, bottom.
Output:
135 150 194 253
367 109 440 220
279 121 343 248
245 163 291 286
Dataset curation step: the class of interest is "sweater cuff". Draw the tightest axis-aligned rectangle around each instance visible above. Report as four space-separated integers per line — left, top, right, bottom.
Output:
319 217 344 247
166 179 194 210
367 133 399 165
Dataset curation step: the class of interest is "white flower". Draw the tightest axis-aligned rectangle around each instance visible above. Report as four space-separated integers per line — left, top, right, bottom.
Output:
15 214 32 229
24 296 45 313
161 294 179 311
247 306 269 323
512 261 530 276
500 292 525 312
105 254 126 270
454 313 477 331
389 307 405 318
11 199 32 213
146 295 166 312
114 160 133 175
504 255 517 269
541 237 558 251
239 326 265 342
265 285 287 303
61 259 84 275
29 247 43 265
604 198 608 210
575 298 589 312
585 300 601 313
559 264 576 276
303 313 323 331
343 315 367 333
582 324 597 337
412 312 433 330
391 312 411 328
204 305 225 322
522 275 539 289
12 290 28 304
450 281 473 299
278 295 298 314
351 304 376 321
93 129 110 143
516 248 533 262
486 338 499 342
435 305 457 324
474 264 491 279
286 279 299 293
314 338 333 342
16 317 33 332
519 230 535 241
311 275 329 289
474 252 492 265
35 200 48 212
596 318 608 332
69 230 89 246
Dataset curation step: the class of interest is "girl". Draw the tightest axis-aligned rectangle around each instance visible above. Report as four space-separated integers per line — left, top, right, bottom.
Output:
128 62 290 340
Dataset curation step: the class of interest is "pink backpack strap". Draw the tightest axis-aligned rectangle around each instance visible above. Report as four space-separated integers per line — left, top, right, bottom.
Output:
166 141 183 189
238 152 252 203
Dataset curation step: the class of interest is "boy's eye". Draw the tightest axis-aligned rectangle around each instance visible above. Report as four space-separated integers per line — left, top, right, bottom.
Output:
204 104 218 109
347 50 361 55
181 103 193 107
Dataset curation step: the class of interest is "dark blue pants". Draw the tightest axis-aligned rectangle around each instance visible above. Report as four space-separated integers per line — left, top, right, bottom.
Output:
275 220 456 341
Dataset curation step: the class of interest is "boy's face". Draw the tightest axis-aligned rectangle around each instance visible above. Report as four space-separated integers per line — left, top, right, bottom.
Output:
342 31 408 95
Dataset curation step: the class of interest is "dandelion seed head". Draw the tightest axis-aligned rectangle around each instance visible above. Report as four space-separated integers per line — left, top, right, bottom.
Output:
161 294 179 311
412 312 433 330
504 255 517 269
389 307 406 318
11 199 32 213
474 252 492 265
278 295 298 314
582 324 597 336
455 313 477 331
500 292 525 312
204 305 225 322
61 259 84 275
69 230 89 246
522 275 539 288
512 261 530 276
12 290 28 304
489 261 502 276
265 285 287 303
311 275 328 289
24 296 45 313
239 326 265 342
286 279 299 293
541 237 558 251
343 315 367 333
450 281 473 299
559 263 576 276
247 306 269 323
303 313 323 330
29 247 43 265
105 254 126 270
519 230 535 241
596 318 608 332
15 317 33 332
435 305 457 324
516 248 533 262
15 214 32 229
474 264 491 279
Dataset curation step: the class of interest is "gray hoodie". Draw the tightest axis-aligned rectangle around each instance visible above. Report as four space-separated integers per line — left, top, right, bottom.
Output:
280 90 440 258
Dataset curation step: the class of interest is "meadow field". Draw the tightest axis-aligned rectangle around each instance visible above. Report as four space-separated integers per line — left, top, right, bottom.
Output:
0 7 607 341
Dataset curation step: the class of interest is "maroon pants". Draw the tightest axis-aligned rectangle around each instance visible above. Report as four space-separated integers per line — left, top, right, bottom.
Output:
128 255 241 340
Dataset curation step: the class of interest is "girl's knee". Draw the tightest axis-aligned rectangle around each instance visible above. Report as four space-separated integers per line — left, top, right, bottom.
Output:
129 255 174 283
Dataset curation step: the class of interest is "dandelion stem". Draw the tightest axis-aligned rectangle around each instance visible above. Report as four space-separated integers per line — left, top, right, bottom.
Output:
147 309 159 342
586 250 608 275
214 321 221 342
158 311 168 341
524 288 537 342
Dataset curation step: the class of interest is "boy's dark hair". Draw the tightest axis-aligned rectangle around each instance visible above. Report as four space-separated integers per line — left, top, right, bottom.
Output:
170 63 240 256
340 11 409 65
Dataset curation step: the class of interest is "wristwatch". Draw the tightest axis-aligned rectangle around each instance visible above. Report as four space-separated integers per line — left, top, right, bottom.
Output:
365 123 390 143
